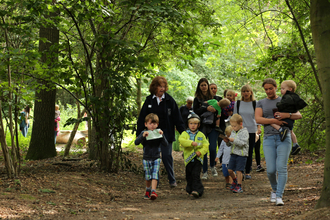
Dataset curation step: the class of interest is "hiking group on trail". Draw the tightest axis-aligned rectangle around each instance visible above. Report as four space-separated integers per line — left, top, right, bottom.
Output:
136 76 307 206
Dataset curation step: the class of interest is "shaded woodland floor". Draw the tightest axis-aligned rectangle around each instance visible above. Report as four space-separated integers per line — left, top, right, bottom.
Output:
0 148 329 219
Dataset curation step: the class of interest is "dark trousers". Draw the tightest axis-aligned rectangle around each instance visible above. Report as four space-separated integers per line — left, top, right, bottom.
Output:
254 138 261 166
186 159 204 196
202 128 218 173
245 133 256 174
161 142 176 184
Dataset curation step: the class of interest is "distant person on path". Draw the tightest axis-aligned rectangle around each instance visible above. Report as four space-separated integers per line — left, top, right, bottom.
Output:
224 114 249 193
193 78 222 179
135 113 168 200
233 84 264 179
180 97 194 129
54 105 61 144
215 125 233 189
19 105 31 137
255 78 302 206
179 113 208 198
136 76 185 188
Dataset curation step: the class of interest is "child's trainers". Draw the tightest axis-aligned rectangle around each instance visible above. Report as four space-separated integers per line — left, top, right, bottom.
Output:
230 180 237 191
144 191 150 200
279 126 289 141
233 185 243 193
291 144 301 155
150 191 158 200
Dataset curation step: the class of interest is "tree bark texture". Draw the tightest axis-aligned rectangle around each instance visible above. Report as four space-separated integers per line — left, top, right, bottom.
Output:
310 0 330 208
26 13 59 160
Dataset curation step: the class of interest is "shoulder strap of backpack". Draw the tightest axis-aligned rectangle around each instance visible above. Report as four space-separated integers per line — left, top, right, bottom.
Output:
253 100 256 111
236 100 240 114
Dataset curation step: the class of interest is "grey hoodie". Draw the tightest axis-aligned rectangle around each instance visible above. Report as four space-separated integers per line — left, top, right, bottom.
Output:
226 127 249 157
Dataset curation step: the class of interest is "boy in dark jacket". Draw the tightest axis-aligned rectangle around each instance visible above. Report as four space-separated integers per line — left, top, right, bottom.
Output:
135 113 168 200
271 80 307 143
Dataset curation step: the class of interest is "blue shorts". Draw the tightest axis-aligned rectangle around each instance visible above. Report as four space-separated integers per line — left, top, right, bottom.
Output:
143 158 161 180
222 164 229 177
228 154 247 172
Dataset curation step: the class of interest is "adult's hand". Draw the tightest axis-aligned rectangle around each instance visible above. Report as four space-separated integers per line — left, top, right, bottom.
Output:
207 105 216 113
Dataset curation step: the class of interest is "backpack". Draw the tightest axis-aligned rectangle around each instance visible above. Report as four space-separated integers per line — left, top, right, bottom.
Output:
236 100 256 114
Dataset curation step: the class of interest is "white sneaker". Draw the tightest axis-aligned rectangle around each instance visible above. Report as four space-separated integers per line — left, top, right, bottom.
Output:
276 197 284 206
211 167 218 177
270 191 276 203
201 172 208 179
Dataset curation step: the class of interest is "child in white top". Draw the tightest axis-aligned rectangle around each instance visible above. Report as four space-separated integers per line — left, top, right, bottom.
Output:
215 126 233 189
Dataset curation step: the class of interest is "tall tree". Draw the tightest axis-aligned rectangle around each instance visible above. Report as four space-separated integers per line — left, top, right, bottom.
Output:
310 0 330 208
25 9 59 160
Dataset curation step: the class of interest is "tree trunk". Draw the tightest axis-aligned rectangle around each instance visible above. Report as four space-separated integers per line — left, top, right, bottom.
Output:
0 100 15 178
26 12 59 160
310 0 330 209
63 107 86 158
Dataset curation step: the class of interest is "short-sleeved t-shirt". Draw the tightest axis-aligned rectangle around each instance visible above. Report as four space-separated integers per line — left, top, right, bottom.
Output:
256 97 282 137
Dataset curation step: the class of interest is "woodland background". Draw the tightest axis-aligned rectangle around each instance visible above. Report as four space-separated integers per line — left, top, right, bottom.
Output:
1 0 330 215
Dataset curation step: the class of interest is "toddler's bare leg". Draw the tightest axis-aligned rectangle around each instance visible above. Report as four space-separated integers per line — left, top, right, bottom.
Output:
271 124 280 130
291 130 297 144
236 171 243 185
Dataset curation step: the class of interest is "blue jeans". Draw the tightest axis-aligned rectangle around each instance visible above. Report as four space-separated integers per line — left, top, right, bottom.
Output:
263 133 291 198
203 128 219 173
161 142 176 184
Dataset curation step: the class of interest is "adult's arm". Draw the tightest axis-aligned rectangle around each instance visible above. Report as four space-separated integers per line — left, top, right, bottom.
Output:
233 101 238 114
255 107 282 126
193 97 216 116
274 111 302 120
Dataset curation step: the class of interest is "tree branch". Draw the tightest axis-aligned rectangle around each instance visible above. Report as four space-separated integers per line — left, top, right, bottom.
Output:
285 0 322 94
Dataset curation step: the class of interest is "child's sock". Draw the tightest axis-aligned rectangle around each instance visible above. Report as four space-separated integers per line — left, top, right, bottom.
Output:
293 143 298 147
146 187 151 192
151 189 156 193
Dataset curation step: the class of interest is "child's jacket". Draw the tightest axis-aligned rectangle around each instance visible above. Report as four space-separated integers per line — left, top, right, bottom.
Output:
276 90 307 113
226 127 249 157
179 130 209 166
135 130 168 161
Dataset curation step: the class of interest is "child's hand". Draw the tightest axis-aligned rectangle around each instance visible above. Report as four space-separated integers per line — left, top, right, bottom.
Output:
158 129 163 135
228 137 234 142
196 151 201 157
143 131 149 137
191 142 198 147
217 115 221 118
223 138 229 143
215 157 219 162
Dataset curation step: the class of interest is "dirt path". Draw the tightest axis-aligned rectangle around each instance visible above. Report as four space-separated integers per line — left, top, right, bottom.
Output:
0 149 327 219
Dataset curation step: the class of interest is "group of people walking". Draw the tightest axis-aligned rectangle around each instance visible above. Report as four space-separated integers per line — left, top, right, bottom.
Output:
136 76 306 206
